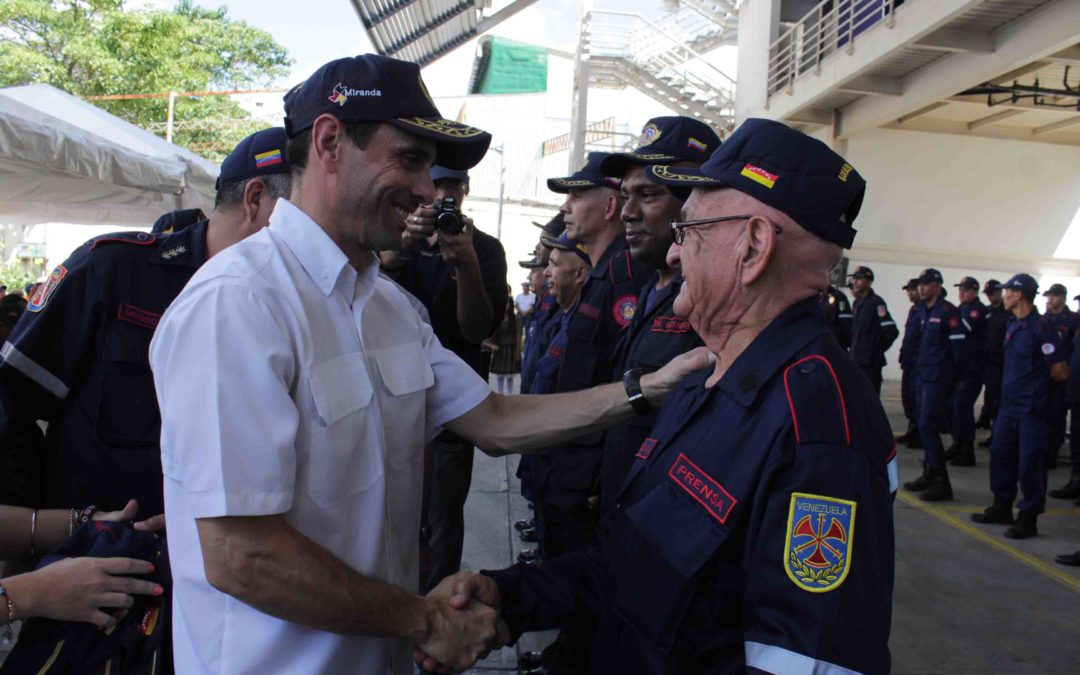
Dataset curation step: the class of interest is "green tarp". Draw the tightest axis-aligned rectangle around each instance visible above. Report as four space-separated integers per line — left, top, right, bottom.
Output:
470 36 548 94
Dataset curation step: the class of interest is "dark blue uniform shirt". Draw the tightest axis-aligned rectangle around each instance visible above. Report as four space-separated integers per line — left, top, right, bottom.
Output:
957 298 987 383
600 273 703 513
1043 307 1077 363
1001 312 1065 416
898 302 923 369
520 286 557 394
0 222 208 515
486 299 897 674
914 299 964 383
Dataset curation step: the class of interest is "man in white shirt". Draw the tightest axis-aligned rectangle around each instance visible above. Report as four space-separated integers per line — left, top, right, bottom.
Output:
150 54 709 675
515 281 536 319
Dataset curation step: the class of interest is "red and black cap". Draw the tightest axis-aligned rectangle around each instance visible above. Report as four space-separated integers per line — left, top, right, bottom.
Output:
646 118 864 249
600 116 721 177
283 54 492 170
547 152 622 194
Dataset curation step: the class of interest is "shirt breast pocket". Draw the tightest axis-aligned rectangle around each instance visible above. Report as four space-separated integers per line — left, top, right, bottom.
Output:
97 320 159 446
372 343 434 468
612 480 731 653
307 352 379 506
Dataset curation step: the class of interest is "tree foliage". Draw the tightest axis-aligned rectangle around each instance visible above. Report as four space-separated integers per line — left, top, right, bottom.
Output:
0 0 293 160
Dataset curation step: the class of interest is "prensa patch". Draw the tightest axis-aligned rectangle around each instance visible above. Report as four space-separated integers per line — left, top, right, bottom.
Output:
27 265 67 313
784 493 856 593
613 294 637 328
668 453 737 524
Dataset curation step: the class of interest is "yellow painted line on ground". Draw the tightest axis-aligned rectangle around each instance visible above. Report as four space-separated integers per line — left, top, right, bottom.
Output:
897 490 1080 594
929 503 1080 517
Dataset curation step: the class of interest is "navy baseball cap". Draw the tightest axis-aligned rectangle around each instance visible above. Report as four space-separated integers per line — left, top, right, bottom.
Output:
531 213 566 237
431 165 469 185
848 266 874 280
954 276 980 291
518 255 545 269
546 232 591 265
151 208 206 235
1001 274 1038 296
215 127 292 190
1043 283 1067 297
983 279 1001 293
600 116 721 176
548 152 622 194
918 268 944 284
283 54 492 170
902 278 919 291
646 118 864 249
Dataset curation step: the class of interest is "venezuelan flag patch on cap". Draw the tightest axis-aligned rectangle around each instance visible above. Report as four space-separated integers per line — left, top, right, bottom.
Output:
255 148 284 168
740 162 778 189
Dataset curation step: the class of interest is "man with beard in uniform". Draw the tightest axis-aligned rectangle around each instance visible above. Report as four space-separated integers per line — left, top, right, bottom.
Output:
594 115 718 517
946 276 987 467
0 128 292 518
978 279 1007 447
847 266 898 394
1041 283 1076 467
897 278 924 447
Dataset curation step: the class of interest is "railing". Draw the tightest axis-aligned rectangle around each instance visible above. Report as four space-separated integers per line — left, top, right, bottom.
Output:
768 0 910 96
586 10 736 114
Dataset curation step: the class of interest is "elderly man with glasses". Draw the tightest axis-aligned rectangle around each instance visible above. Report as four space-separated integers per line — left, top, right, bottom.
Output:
420 119 898 675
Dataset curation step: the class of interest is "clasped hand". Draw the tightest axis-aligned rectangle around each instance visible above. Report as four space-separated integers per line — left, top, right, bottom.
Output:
413 571 507 673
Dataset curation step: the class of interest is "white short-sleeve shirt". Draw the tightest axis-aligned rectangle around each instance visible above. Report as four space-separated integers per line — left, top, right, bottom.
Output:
150 199 491 675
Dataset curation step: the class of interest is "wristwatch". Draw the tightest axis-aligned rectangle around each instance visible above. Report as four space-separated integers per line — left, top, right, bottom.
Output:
623 368 652 415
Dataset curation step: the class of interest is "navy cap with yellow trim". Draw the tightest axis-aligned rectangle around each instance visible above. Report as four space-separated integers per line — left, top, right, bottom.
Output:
547 152 622 194
283 54 492 170
646 118 865 249
600 116 721 177
532 213 565 237
546 232 591 265
151 208 206 235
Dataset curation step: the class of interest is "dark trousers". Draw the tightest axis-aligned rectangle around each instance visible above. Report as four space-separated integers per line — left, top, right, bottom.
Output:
980 363 1003 424
1044 384 1068 461
858 364 883 395
951 378 983 445
901 367 919 435
423 432 475 591
1071 401 1080 467
991 412 1047 514
917 379 950 468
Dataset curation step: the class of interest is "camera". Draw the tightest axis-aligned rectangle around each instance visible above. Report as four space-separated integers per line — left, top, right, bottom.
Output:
434 197 464 235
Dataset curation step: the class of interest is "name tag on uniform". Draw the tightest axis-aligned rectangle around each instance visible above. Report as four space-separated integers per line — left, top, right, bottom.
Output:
635 437 658 460
651 316 691 334
668 453 737 524
929 317 941 324
117 303 162 330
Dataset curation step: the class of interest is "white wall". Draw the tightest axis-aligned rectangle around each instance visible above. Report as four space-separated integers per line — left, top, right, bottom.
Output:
736 0 783 123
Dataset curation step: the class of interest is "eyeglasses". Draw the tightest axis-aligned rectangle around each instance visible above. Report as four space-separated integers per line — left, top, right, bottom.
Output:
669 214 781 245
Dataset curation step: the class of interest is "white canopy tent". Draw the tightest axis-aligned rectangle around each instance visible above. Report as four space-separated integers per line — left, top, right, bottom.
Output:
0 84 217 227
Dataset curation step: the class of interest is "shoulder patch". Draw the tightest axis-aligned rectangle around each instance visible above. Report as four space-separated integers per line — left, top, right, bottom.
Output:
27 265 67 313
970 309 980 319
783 355 850 446
89 231 156 251
785 492 856 593
613 294 637 328
948 317 960 329
876 304 887 318
1042 342 1056 355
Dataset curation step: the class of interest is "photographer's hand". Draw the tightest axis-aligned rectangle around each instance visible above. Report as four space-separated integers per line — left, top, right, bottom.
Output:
438 215 477 269
403 205 438 254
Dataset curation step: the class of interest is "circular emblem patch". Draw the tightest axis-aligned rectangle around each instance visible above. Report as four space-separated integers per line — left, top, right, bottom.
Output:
877 305 887 318
613 294 638 328
970 309 980 319
638 122 662 146
948 317 960 329
1043 343 1056 355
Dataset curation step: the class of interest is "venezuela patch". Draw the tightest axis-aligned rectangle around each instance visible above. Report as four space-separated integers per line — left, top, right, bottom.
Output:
784 492 856 593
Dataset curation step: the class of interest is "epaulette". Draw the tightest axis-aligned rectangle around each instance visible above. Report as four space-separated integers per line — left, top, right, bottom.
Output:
89 231 157 251
783 354 851 446
606 249 635 284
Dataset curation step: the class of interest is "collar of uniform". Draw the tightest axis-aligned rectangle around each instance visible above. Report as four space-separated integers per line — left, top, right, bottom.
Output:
715 297 827 407
588 237 629 279
269 198 369 298
149 219 209 268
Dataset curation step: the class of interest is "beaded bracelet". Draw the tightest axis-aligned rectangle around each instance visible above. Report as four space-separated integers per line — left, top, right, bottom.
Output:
0 582 16 641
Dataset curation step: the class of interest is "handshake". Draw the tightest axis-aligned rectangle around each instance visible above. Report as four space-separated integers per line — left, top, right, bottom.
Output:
412 571 507 673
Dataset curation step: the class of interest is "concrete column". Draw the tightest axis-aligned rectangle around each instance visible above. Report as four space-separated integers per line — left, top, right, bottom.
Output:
735 0 783 123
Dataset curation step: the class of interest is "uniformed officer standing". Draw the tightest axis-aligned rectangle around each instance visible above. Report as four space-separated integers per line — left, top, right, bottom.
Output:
903 268 965 501
897 278 923 448
972 274 1068 539
945 276 987 467
847 266 899 394
596 115 718 515
820 284 854 350
0 128 292 516
1049 291 1080 500
424 118 896 675
1041 283 1076 467
977 279 1008 446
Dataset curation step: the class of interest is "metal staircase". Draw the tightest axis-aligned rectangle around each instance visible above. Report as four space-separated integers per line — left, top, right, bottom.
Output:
584 9 737 134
